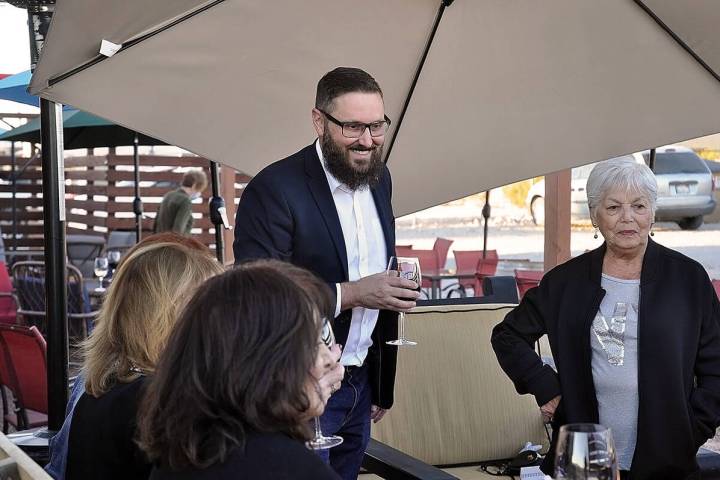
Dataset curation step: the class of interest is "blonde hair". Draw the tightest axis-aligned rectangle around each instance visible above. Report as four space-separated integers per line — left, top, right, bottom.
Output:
83 237 224 396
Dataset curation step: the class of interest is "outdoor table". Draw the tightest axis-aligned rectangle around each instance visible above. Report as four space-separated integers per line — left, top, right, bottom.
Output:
423 270 477 299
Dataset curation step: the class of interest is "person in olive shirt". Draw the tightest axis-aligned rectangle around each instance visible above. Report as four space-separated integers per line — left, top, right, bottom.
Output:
154 169 208 236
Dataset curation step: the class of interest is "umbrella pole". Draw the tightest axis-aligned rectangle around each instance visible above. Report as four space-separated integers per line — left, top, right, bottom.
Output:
40 98 69 431
482 190 491 258
10 141 17 252
208 161 228 264
132 133 143 243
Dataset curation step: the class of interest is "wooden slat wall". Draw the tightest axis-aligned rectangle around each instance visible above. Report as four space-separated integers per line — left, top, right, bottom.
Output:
0 153 251 252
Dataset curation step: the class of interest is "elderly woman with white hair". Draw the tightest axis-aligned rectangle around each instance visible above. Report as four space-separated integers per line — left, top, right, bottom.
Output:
492 156 720 480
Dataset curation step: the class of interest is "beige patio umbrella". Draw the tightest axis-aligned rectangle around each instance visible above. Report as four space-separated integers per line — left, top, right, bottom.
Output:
29 0 720 218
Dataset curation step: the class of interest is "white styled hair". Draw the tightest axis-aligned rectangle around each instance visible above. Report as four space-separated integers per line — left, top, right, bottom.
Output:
586 155 657 218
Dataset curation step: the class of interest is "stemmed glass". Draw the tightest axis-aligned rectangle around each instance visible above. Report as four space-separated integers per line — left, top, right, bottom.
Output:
386 256 421 346
107 250 122 281
307 317 344 450
554 423 618 480
93 256 109 292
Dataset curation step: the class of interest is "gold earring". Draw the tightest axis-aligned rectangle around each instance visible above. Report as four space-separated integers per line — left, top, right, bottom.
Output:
593 225 599 239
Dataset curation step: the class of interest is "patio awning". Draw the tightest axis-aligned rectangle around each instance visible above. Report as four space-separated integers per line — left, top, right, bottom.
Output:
28 0 720 216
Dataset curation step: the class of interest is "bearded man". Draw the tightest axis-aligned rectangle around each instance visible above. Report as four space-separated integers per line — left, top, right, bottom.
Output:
233 67 419 480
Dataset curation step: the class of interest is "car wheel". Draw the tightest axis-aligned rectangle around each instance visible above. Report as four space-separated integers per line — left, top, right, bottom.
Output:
531 196 545 226
677 215 704 230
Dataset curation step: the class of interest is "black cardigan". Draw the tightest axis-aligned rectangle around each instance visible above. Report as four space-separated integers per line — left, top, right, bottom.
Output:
492 239 720 480
149 432 339 480
66 377 150 480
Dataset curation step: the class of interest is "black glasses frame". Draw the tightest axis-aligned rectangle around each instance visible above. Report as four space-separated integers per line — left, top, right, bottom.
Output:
317 109 391 138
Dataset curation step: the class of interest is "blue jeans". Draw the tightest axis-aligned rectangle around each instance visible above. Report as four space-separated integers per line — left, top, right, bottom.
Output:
316 364 372 480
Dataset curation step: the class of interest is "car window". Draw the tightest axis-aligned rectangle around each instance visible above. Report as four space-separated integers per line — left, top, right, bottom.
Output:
572 163 596 180
649 152 708 174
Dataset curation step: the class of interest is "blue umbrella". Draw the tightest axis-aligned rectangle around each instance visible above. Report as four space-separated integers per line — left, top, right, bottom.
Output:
0 71 37 107
0 70 71 109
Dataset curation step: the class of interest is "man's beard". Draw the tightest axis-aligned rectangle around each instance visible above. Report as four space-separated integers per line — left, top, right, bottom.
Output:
321 132 384 191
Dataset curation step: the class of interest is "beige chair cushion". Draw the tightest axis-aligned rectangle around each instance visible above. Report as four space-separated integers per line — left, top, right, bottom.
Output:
371 303 549 466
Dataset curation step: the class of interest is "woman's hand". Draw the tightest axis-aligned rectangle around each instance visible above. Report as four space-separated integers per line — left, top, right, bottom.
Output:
306 343 344 417
540 395 561 424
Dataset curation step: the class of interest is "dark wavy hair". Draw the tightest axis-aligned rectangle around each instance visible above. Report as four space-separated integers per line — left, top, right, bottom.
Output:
315 66 383 112
136 260 334 470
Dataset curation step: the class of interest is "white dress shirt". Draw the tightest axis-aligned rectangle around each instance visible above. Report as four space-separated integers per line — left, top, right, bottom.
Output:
316 140 387 367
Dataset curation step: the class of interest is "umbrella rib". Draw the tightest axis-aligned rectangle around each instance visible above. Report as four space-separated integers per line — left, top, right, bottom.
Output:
633 0 720 84
47 0 225 88
384 0 455 164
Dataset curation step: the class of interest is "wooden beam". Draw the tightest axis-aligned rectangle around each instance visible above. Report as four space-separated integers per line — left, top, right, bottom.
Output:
543 169 571 272
220 166 238 265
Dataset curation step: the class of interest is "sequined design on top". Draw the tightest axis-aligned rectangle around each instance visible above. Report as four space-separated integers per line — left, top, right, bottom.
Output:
592 302 630 366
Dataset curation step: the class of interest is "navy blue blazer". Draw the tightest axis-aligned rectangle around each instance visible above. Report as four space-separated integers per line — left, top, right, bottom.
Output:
233 143 398 408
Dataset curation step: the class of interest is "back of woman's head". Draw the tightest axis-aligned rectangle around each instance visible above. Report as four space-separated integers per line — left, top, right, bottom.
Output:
138 259 334 471
83 233 224 396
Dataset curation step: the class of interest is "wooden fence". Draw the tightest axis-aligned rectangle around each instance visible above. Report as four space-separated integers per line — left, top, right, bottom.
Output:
0 151 249 260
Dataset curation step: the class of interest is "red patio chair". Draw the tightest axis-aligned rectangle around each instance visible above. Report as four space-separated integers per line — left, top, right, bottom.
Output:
0 263 17 325
432 238 453 272
515 269 544 299
713 279 720 301
474 252 499 296
0 324 48 431
395 245 415 258
452 250 498 296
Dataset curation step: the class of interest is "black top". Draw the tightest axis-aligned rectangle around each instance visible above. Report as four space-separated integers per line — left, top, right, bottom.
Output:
149 432 339 480
232 143 398 408
492 239 720 480
66 377 150 480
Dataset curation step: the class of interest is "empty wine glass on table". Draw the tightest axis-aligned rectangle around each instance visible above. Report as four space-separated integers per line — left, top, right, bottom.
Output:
307 317 344 450
554 423 618 480
386 256 421 346
93 256 109 292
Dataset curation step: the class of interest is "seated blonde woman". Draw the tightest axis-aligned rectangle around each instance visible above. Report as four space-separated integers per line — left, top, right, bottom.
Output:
139 260 344 480
63 233 225 480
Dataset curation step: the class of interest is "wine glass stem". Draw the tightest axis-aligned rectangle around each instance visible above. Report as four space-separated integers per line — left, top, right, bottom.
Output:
314 417 323 438
398 312 406 341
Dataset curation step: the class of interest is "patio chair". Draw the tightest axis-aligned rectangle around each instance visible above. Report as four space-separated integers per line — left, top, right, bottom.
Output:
0 263 17 325
66 234 105 280
451 250 498 297
713 279 720 301
432 238 453 272
475 251 500 296
367 303 549 479
395 245 415 258
515 269 544 299
0 324 48 432
11 261 96 339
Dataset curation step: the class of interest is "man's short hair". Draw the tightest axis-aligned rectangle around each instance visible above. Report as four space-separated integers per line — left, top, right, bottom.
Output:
315 67 383 113
181 168 208 190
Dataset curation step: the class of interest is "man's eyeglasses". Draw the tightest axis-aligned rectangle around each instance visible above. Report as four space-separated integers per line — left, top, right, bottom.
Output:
318 109 391 139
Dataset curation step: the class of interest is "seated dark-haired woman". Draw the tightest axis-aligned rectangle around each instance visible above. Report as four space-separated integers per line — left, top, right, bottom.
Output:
139 260 344 480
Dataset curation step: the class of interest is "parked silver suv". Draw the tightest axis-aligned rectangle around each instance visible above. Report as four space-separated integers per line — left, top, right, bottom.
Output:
641 145 716 230
526 145 716 229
